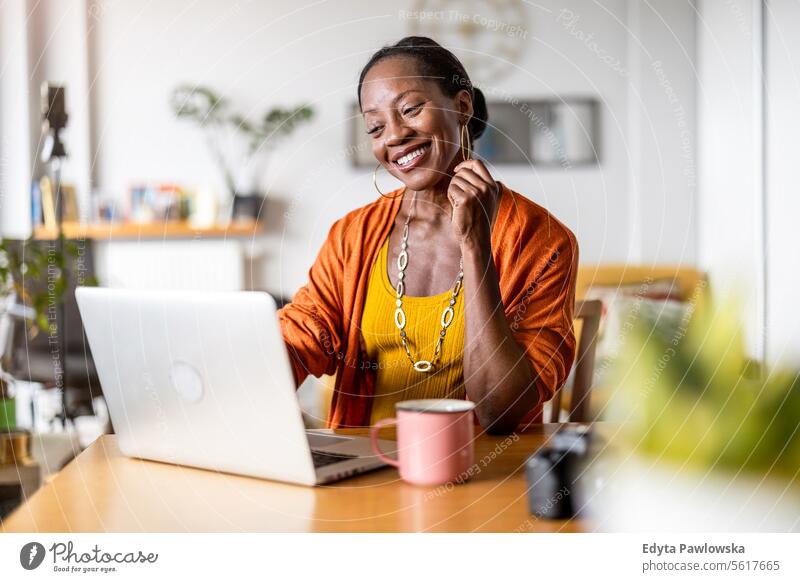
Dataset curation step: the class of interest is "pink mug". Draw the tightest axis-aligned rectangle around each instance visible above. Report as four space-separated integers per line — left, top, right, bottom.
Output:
370 399 476 486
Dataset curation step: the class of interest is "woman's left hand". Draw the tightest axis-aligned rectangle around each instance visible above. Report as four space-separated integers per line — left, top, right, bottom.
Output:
447 159 500 248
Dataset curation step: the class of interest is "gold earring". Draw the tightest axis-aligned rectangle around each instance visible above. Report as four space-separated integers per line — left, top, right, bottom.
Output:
373 163 404 199
460 123 472 162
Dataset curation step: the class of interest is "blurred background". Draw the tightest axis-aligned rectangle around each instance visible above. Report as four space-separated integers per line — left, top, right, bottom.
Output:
0 0 798 527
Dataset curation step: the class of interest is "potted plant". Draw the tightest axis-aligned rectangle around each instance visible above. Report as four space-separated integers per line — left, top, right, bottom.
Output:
169 85 314 223
588 296 800 531
0 237 83 430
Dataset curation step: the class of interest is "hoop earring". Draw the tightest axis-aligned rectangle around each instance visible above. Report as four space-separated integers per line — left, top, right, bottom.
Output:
373 163 404 199
460 123 472 162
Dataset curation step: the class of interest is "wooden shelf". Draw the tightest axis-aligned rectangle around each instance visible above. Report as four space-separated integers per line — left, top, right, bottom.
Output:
32 220 263 241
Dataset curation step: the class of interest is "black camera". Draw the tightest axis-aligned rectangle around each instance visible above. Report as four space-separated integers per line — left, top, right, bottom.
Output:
41 83 68 160
525 427 596 520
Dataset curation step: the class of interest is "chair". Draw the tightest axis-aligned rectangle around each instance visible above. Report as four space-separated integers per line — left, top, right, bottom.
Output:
549 299 602 423
571 264 710 421
576 264 707 306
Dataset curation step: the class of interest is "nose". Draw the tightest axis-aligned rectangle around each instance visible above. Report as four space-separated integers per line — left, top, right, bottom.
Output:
383 115 414 148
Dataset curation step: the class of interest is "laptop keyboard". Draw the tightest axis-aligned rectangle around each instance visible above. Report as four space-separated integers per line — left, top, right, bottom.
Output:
311 450 358 468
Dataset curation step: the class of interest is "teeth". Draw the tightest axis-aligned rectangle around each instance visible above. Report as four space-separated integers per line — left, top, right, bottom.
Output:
397 145 428 166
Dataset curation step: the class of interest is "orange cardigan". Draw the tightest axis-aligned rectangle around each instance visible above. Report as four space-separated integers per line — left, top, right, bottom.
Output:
278 182 579 428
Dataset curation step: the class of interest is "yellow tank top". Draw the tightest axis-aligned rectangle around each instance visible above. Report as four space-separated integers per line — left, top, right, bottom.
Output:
361 234 466 424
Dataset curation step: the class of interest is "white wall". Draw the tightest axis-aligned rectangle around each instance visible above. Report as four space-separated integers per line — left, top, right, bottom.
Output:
82 0 699 296
696 0 800 364
0 0 94 237
5 1 798 363
697 0 764 358
0 0 33 238
765 0 800 365
1 1 700 298
629 0 697 265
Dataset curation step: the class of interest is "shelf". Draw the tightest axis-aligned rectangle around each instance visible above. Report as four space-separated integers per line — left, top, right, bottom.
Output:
32 220 263 241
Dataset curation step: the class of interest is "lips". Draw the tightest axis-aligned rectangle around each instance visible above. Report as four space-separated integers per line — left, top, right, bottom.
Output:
391 143 431 172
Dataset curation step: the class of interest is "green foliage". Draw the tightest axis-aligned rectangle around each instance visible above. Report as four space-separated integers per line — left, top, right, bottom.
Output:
1 235 100 400
170 86 228 125
0 236 91 336
609 297 800 483
169 84 314 195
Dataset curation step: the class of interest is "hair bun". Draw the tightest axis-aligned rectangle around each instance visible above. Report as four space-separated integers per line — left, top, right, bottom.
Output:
468 87 488 141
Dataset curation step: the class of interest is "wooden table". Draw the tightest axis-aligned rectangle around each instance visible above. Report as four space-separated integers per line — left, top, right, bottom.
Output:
1 424 589 532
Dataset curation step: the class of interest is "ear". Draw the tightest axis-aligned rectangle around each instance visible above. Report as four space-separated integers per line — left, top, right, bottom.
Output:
454 89 474 124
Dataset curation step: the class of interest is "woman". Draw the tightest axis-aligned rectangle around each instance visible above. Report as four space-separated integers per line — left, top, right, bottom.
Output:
278 36 578 434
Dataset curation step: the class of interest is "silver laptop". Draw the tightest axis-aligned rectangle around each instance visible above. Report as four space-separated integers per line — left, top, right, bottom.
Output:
76 287 391 486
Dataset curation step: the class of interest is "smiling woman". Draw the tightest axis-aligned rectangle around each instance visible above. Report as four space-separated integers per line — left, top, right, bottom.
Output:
278 36 579 432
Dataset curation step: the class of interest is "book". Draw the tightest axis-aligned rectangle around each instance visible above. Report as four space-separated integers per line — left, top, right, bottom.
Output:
40 176 56 230
61 184 79 222
30 180 43 226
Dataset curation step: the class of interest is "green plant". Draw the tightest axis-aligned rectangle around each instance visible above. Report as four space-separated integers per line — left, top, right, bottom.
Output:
170 84 314 196
608 297 800 483
0 237 96 399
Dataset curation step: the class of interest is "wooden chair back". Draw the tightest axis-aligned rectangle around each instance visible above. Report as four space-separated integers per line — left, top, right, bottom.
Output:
549 299 602 423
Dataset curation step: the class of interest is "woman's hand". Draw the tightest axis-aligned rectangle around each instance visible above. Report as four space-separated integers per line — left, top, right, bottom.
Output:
447 159 500 248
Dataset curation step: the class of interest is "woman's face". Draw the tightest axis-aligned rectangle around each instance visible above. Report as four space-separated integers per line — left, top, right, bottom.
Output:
360 56 473 192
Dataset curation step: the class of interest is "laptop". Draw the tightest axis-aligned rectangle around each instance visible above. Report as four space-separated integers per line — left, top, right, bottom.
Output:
75 287 393 486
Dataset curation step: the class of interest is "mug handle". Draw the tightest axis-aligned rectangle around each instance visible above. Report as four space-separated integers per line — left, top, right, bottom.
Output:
370 417 400 467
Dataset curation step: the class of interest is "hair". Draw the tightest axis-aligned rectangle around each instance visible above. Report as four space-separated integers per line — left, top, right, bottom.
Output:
358 36 488 141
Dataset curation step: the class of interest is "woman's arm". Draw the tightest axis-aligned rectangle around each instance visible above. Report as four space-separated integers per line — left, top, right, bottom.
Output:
461 236 539 432
277 219 347 387
460 233 578 432
449 162 578 433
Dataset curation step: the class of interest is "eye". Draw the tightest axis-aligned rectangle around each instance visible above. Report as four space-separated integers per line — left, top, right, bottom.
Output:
402 102 425 116
366 125 383 136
